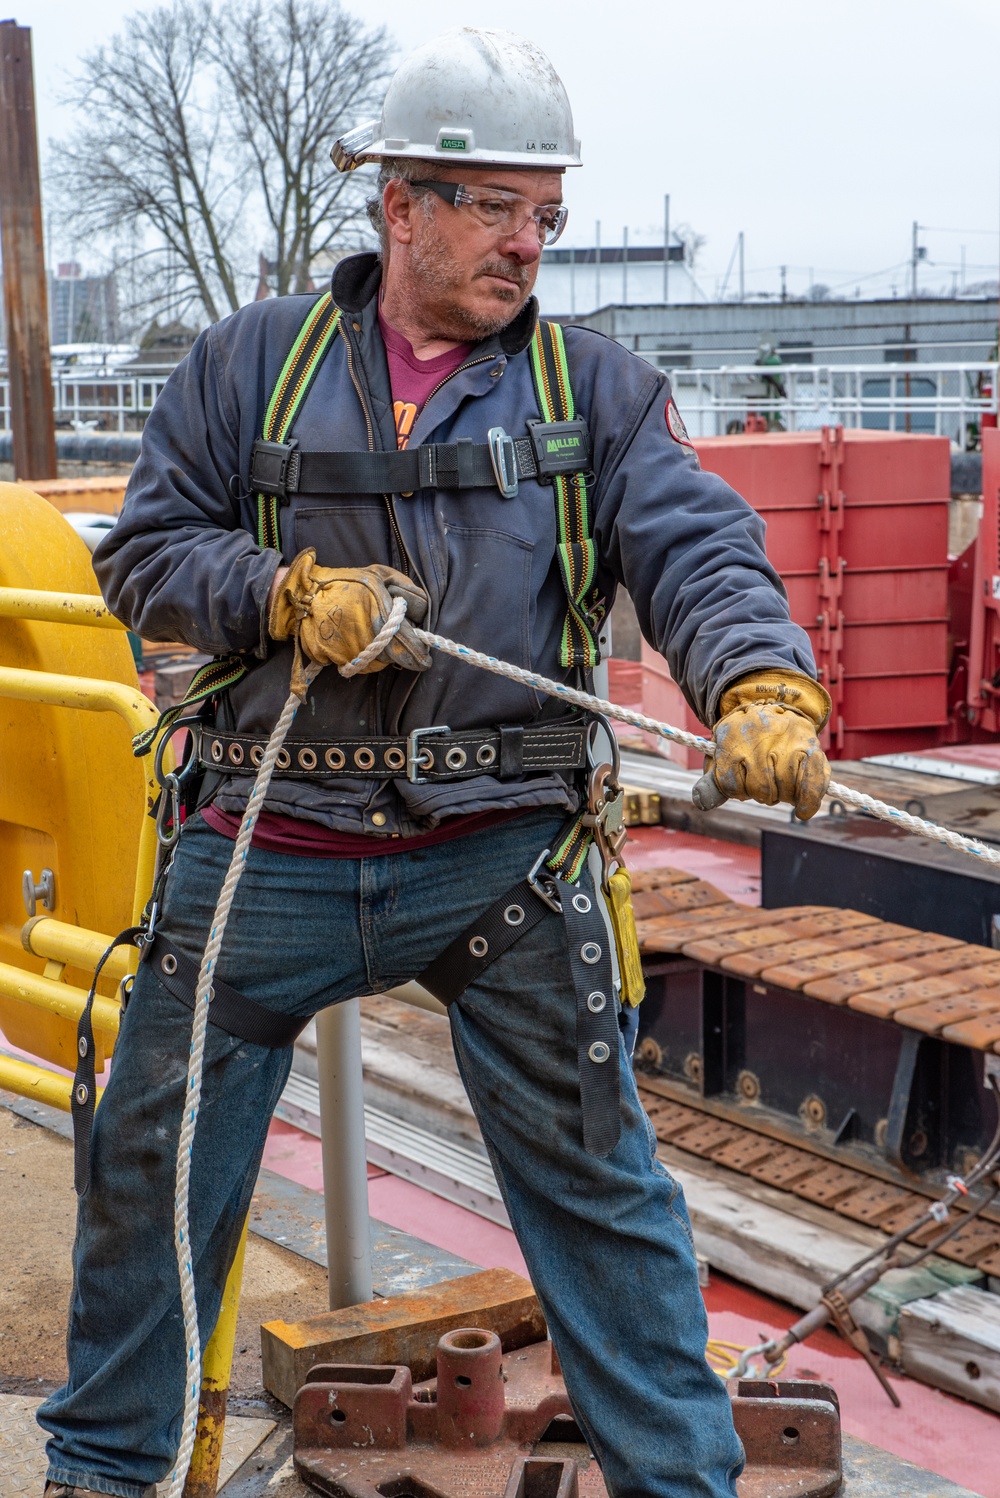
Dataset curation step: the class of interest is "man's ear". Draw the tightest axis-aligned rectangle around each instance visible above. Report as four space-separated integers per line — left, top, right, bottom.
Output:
383 179 417 247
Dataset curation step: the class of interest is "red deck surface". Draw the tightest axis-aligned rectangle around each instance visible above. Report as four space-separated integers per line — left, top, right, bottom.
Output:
264 1116 1000 1496
623 823 762 905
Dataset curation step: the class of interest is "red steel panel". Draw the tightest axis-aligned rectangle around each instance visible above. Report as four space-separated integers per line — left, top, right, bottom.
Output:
840 620 949 675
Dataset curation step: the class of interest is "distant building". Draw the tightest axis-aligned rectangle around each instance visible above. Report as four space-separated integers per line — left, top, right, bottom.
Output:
49 263 119 346
533 241 694 318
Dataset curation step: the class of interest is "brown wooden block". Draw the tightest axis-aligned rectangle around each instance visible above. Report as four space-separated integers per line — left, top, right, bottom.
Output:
952 962 1000 988
261 1268 545 1409
858 933 962 962
649 1101 704 1141
638 910 761 955
710 1133 779 1173
723 938 844 978
877 1198 939 1238
803 963 922 1004
848 974 979 1019
790 1164 869 1207
933 1218 1000 1266
748 1147 818 1188
654 880 730 912
629 867 697 892
942 1013 1000 1050
906 945 1000 977
681 929 789 964
896 988 1000 1034
775 910 884 939
834 1182 924 1226
761 947 891 990
631 889 681 919
975 1246 1000 1276
670 1117 741 1158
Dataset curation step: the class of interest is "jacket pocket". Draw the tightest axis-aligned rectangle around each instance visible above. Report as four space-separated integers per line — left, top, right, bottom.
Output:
436 524 542 717
293 500 392 569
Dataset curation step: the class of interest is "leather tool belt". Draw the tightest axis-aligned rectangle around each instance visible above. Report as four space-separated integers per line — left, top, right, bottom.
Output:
199 718 588 784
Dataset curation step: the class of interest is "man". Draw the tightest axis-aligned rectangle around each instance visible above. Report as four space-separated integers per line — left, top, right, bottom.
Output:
41 27 830 1498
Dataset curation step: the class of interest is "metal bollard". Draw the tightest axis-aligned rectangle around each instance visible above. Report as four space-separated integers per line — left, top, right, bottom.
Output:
315 998 374 1309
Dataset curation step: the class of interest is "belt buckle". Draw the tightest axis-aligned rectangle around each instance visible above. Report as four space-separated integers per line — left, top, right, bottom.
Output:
406 724 451 783
527 848 562 913
487 426 519 499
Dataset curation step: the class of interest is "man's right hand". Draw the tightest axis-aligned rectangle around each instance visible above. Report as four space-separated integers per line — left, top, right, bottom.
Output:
268 549 431 674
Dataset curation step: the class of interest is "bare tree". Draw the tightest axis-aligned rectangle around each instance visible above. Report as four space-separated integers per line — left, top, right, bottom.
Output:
219 0 393 296
50 0 393 328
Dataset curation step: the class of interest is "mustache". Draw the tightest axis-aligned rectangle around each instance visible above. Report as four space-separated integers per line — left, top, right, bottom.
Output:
476 258 530 290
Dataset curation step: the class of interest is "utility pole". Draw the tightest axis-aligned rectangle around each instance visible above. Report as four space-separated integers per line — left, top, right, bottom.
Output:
911 220 919 299
622 226 628 305
0 21 56 479
663 194 670 304
780 265 787 303
738 232 745 302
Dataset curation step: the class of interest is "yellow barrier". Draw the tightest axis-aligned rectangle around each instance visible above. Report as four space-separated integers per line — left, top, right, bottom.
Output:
23 916 134 982
0 586 126 629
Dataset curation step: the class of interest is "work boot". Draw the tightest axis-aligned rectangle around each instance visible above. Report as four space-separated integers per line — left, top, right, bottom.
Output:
45 1485 156 1498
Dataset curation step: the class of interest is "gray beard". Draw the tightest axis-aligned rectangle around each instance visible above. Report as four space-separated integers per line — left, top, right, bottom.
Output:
409 231 531 341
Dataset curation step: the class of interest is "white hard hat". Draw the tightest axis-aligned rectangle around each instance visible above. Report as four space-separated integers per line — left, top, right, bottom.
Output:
332 27 581 172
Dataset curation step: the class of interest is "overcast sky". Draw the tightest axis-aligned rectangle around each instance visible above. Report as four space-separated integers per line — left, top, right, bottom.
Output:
13 0 1000 302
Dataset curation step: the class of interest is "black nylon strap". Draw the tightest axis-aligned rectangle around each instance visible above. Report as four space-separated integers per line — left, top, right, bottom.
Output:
417 879 551 1006
250 436 555 499
554 876 621 1158
145 933 308 1049
72 925 146 1195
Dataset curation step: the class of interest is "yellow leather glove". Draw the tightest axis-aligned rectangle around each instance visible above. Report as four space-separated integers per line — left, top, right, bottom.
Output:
268 550 431 674
692 668 832 820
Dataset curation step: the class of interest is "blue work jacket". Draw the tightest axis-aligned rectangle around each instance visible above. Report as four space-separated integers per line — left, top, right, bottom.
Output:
93 252 816 836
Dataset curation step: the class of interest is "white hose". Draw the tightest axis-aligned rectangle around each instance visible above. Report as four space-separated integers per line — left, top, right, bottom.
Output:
167 603 1000 1492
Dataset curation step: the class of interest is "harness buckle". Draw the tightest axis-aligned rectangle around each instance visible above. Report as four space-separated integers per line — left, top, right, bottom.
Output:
406 724 451 783
583 719 627 879
487 426 519 499
527 848 562 913
249 438 301 501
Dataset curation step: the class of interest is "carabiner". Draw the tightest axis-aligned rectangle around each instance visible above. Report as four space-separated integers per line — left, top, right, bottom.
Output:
153 715 203 793
586 713 621 784
527 848 562 913
155 771 183 849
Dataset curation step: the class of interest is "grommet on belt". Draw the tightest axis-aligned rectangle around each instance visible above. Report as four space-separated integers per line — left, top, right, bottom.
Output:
75 1082 89 1105
211 739 224 764
445 746 468 770
228 742 244 766
588 1041 611 1064
587 990 606 1012
354 747 376 770
469 936 489 957
325 747 346 770
276 748 291 769
580 941 602 965
250 745 264 768
298 747 317 770
504 904 525 926
161 953 178 976
572 893 592 913
78 1035 88 1057
384 747 406 772
476 744 497 767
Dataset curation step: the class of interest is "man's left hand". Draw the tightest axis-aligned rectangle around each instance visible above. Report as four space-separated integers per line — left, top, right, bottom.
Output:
692 669 831 821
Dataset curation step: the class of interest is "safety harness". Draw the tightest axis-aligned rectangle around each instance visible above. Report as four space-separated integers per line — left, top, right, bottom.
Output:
76 295 642 1182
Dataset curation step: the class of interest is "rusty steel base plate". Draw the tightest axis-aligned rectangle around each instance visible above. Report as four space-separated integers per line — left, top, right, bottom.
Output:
293 1331 842 1498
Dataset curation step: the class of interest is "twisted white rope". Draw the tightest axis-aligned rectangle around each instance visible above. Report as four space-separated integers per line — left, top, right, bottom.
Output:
410 627 1000 869
168 605 1000 1489
166 661 319 1498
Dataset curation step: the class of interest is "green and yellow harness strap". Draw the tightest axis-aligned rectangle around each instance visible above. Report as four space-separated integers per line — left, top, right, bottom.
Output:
528 321 604 671
132 294 343 756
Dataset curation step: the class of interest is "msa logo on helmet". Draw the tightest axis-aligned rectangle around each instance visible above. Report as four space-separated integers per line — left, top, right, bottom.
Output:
439 136 467 150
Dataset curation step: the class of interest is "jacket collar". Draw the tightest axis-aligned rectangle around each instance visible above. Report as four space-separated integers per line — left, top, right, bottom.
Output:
330 251 539 357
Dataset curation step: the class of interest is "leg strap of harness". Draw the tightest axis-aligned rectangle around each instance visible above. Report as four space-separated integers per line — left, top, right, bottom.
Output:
417 871 621 1158
72 925 147 1195
144 932 309 1049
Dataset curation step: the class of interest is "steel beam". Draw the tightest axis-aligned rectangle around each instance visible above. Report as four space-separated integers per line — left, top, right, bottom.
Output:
0 23 56 479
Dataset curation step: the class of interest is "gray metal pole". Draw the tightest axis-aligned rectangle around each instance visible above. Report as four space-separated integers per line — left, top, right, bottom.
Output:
315 999 374 1310
663 194 670 303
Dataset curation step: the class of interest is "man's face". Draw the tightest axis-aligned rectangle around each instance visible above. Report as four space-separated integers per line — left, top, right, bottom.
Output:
384 166 564 341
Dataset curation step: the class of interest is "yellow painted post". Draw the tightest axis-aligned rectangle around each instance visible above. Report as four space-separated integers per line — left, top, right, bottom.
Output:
183 1218 250 1498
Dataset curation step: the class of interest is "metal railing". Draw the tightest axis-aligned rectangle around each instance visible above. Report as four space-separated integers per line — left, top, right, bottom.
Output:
0 366 174 433
647 360 999 442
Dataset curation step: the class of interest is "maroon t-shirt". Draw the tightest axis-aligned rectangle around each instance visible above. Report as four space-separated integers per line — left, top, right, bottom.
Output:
203 313 522 858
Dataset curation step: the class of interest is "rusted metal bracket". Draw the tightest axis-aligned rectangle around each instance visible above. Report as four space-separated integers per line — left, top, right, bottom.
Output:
293 1330 842 1498
822 1289 901 1409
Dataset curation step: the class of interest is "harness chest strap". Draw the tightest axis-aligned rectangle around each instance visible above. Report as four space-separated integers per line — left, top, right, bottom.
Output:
132 307 603 758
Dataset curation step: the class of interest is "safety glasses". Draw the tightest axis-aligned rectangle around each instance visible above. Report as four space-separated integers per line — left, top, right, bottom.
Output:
410 181 568 246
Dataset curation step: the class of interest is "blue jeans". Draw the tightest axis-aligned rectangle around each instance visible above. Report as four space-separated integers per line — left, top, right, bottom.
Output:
39 811 742 1498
